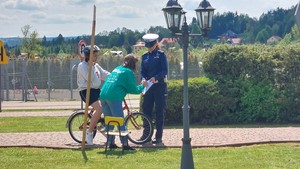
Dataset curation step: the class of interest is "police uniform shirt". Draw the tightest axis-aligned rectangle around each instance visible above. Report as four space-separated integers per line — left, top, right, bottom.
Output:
141 49 168 83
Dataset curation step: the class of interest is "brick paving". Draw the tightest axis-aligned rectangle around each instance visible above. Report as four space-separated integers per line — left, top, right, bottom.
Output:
1 101 300 149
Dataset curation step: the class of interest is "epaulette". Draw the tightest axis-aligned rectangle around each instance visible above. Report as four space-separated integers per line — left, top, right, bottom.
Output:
157 50 164 54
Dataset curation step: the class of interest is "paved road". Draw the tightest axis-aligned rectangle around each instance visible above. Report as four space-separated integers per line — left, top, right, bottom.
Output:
1 101 300 149
1 99 140 111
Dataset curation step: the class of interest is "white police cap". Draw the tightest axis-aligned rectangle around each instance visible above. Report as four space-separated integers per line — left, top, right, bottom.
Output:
142 33 159 42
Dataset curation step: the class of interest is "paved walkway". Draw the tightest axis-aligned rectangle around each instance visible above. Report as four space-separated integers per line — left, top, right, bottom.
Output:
1 100 140 111
1 101 300 149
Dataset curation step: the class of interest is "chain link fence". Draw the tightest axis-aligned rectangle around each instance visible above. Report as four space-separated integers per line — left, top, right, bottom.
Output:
0 59 81 101
0 58 203 101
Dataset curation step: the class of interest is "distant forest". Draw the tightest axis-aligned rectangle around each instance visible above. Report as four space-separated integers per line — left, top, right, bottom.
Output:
4 5 298 58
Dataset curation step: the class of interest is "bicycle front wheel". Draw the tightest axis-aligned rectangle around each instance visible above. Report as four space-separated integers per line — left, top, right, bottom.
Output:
125 112 153 144
67 111 97 143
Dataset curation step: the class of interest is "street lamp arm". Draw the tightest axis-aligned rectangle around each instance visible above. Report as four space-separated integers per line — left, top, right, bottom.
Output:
173 32 204 49
189 33 204 37
173 33 203 37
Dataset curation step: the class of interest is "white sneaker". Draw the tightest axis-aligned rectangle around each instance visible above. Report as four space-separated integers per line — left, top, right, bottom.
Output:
86 131 93 145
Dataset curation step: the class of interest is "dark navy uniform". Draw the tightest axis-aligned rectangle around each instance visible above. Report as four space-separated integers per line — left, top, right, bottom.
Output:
141 48 168 142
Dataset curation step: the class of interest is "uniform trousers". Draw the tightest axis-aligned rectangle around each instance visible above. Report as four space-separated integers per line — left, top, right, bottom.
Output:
142 82 167 140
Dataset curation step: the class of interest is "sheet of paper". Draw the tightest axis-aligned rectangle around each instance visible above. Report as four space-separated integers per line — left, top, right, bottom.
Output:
142 80 153 95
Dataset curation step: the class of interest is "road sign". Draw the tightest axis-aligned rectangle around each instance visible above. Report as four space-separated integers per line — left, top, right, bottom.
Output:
78 40 87 61
0 40 9 64
295 0 300 32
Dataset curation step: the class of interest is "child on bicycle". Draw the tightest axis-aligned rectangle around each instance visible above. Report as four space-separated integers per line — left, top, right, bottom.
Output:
77 45 110 145
100 54 148 151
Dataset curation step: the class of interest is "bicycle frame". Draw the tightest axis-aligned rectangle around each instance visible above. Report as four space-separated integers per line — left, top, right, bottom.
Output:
70 99 137 125
66 98 154 144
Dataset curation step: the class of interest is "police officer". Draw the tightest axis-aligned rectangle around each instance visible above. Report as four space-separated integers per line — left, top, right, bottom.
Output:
141 33 168 144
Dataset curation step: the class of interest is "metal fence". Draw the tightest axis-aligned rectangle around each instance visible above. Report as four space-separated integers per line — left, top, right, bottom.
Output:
0 59 81 101
0 58 203 101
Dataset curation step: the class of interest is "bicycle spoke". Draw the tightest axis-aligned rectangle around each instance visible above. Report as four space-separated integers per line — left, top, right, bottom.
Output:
126 112 153 144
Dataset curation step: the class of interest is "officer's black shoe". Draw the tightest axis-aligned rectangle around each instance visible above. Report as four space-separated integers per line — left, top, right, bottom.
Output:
123 145 136 151
109 143 119 149
152 138 162 144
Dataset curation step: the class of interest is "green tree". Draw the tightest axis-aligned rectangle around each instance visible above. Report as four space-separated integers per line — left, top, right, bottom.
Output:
255 29 269 43
21 25 42 59
279 24 300 45
188 53 200 77
55 34 65 45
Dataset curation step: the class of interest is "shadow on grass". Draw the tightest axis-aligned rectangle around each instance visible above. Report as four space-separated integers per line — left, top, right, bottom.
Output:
139 147 169 153
71 146 97 163
96 148 137 158
81 150 88 163
165 123 300 129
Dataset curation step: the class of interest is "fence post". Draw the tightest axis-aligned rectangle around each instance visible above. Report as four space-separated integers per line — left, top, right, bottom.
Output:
22 58 27 102
47 56 51 101
5 63 9 101
70 64 77 100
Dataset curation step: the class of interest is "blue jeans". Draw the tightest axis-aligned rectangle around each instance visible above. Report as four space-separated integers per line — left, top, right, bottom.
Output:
101 100 127 145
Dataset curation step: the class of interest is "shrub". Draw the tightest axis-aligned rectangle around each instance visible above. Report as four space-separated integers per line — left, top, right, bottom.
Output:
165 77 225 125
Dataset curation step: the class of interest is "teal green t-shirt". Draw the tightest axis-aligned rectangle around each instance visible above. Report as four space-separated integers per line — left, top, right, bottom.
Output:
100 65 144 101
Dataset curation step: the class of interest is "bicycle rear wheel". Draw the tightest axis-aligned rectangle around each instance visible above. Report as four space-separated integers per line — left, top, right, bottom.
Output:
67 110 97 143
125 112 153 144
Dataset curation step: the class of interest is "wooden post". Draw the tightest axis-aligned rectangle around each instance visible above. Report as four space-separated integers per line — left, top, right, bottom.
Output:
82 5 96 150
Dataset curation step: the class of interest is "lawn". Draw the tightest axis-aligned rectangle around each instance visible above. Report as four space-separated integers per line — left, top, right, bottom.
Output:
0 144 299 169
1 116 299 133
0 117 300 169
1 116 300 168
0 117 68 132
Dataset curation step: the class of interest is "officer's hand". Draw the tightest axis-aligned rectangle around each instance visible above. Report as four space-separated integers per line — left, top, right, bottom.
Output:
150 77 158 83
141 80 148 87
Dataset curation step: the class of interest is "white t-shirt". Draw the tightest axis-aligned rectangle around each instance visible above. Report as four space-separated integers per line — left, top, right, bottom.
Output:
77 61 110 91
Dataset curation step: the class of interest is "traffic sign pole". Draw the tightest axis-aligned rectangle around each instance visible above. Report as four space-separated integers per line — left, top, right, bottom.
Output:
0 64 2 112
0 40 8 112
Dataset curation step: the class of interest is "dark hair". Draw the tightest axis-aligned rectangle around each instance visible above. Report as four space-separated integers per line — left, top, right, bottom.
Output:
84 45 100 62
123 54 138 71
145 40 157 48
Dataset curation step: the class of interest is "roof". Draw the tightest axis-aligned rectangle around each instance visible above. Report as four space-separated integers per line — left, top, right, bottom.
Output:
159 38 176 46
267 35 282 44
231 38 242 44
132 41 145 47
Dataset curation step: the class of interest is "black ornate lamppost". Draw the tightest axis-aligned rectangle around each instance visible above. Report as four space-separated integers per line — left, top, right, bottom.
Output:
162 0 215 168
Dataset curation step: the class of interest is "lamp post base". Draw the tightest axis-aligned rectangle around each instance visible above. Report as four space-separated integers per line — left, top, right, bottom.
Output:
180 137 194 169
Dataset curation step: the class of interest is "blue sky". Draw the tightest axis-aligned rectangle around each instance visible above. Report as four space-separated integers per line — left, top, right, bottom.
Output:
0 0 299 38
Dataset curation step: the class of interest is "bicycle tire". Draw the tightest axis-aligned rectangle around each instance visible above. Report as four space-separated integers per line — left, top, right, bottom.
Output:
125 112 154 144
67 110 97 143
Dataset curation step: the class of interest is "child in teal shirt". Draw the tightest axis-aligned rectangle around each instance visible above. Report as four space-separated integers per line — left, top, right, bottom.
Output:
100 54 147 151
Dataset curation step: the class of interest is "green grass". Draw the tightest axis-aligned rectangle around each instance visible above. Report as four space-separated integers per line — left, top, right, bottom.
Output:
0 117 68 132
0 144 299 169
2 109 71 112
1 116 300 168
1 116 300 133
189 123 300 128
